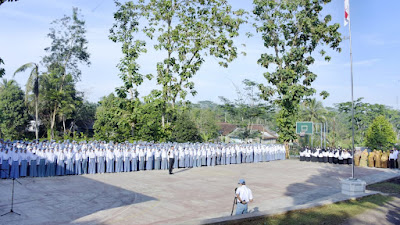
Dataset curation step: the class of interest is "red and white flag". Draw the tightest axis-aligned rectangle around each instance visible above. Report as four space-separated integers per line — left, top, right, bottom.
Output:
344 0 350 26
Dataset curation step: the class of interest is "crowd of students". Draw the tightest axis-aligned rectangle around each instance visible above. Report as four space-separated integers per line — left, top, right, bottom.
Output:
0 140 286 179
299 147 400 169
299 148 353 165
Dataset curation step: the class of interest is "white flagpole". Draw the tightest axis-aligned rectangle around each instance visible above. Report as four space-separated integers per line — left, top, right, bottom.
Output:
348 0 355 180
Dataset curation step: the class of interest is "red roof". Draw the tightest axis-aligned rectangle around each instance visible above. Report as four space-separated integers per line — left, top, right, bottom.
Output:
218 122 237 136
249 124 278 140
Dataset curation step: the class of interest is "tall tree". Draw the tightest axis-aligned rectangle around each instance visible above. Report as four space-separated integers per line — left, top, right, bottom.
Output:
43 7 90 82
300 99 326 122
365 115 397 150
40 66 81 139
111 0 246 128
14 62 40 140
0 79 28 139
42 7 90 139
254 0 341 158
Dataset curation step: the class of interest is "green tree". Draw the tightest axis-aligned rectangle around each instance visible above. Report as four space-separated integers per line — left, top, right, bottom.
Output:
40 65 81 139
0 57 5 78
74 101 97 136
41 7 90 139
336 98 396 146
191 108 219 142
93 94 131 142
134 90 169 142
171 111 201 143
300 99 326 123
365 115 397 150
43 7 90 82
299 99 327 147
0 79 28 139
14 62 40 140
110 0 246 128
254 0 341 158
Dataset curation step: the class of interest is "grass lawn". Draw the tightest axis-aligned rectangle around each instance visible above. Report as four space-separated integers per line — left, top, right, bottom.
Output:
367 177 400 194
212 194 392 225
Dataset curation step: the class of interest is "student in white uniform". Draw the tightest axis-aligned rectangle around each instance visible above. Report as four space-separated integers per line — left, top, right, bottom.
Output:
221 146 226 165
106 148 115 173
154 148 161 170
74 149 83 175
123 148 131 172
56 149 65 176
10 148 20 179
20 149 28 177
29 150 38 177
81 148 88 174
97 148 106 174
46 149 57 177
65 149 74 175
161 148 167 170
88 149 96 174
138 149 145 171
131 148 138 171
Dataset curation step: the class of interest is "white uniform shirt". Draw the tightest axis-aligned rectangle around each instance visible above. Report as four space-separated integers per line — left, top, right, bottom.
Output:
74 152 82 161
155 150 161 159
236 185 253 203
88 151 96 162
161 149 167 159
168 149 174 159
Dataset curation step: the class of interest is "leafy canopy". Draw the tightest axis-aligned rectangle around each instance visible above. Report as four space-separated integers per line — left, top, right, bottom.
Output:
110 0 247 115
254 0 341 143
0 79 28 139
365 115 397 150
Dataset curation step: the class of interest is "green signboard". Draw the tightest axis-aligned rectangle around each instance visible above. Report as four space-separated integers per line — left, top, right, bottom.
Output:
296 122 313 134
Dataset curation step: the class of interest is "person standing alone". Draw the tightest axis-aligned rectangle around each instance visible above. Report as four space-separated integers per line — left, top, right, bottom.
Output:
235 179 253 215
168 146 175 175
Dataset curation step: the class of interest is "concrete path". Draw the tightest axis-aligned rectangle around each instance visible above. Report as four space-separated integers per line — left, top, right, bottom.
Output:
0 160 399 225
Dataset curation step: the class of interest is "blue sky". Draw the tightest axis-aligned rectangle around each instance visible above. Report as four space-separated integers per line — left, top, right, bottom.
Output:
0 0 399 108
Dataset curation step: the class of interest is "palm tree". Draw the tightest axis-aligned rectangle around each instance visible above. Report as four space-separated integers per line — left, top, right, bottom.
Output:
300 99 326 122
300 99 327 147
14 63 40 140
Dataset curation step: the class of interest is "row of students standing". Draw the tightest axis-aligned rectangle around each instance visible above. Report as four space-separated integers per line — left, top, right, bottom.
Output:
299 148 353 165
0 140 286 179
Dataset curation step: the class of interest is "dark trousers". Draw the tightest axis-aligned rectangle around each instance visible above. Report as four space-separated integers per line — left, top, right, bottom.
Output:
169 158 175 174
389 159 395 169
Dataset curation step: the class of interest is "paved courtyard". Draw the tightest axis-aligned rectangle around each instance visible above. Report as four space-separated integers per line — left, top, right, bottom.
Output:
0 160 399 225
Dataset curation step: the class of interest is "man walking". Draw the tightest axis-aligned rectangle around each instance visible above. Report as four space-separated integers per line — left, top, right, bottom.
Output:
235 179 253 215
168 146 175 175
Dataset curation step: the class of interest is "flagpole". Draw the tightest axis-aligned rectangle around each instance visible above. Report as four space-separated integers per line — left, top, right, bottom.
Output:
348 0 356 180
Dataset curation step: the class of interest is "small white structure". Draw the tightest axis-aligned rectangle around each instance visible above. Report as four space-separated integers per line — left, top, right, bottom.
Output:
341 178 366 195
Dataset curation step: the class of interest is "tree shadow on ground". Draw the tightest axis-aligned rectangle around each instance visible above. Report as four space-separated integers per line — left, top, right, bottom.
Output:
0 174 156 225
283 162 386 206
